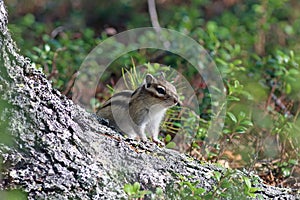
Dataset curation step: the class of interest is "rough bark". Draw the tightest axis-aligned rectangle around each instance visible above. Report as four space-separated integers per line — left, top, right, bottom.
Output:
0 1 298 199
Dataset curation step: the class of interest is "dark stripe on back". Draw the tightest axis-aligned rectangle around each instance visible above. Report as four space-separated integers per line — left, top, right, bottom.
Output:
113 90 132 98
100 101 111 109
102 100 128 108
99 91 132 109
131 86 142 97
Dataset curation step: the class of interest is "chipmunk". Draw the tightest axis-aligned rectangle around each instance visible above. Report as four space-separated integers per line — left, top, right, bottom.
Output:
97 73 179 145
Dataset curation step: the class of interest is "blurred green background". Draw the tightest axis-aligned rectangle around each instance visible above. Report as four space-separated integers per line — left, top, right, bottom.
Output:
4 0 300 188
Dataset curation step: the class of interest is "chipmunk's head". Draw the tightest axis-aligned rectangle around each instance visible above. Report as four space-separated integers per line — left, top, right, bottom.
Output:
144 73 179 108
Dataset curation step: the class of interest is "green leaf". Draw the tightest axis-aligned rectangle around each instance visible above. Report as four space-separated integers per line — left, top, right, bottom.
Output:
223 129 231 134
243 177 251 189
248 192 257 198
44 44 51 52
124 184 133 195
133 182 140 192
216 58 228 66
233 59 242 65
227 95 240 101
249 187 260 193
191 141 200 148
155 187 163 195
235 126 248 133
234 80 241 88
166 141 176 149
194 187 206 195
227 112 237 123
288 159 298 165
238 112 246 120
220 179 231 188
240 120 254 126
282 168 291 177
172 122 182 128
288 68 299 75
213 171 222 181
286 83 292 94
165 134 172 142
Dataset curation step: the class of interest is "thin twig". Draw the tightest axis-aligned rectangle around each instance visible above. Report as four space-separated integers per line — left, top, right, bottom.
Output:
265 79 276 111
147 0 170 49
62 71 79 96
147 0 161 29
48 47 67 80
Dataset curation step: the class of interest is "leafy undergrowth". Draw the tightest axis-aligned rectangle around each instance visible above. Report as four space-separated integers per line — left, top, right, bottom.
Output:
124 170 263 199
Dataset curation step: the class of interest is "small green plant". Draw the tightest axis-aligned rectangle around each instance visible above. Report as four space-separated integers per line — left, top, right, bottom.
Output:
276 159 299 178
223 111 253 135
123 182 151 199
242 176 260 198
165 134 176 149
166 169 262 199
165 174 206 200
209 169 262 199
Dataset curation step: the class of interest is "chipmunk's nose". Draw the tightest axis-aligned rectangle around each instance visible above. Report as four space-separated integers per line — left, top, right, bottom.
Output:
174 98 178 104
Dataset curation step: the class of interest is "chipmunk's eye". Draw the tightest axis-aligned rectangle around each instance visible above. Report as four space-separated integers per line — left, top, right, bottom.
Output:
156 86 166 95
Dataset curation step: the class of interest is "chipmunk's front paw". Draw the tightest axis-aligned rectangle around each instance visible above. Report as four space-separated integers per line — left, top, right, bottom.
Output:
138 136 151 144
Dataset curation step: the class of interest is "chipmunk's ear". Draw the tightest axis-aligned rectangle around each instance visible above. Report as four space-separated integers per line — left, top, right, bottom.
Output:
145 74 155 88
